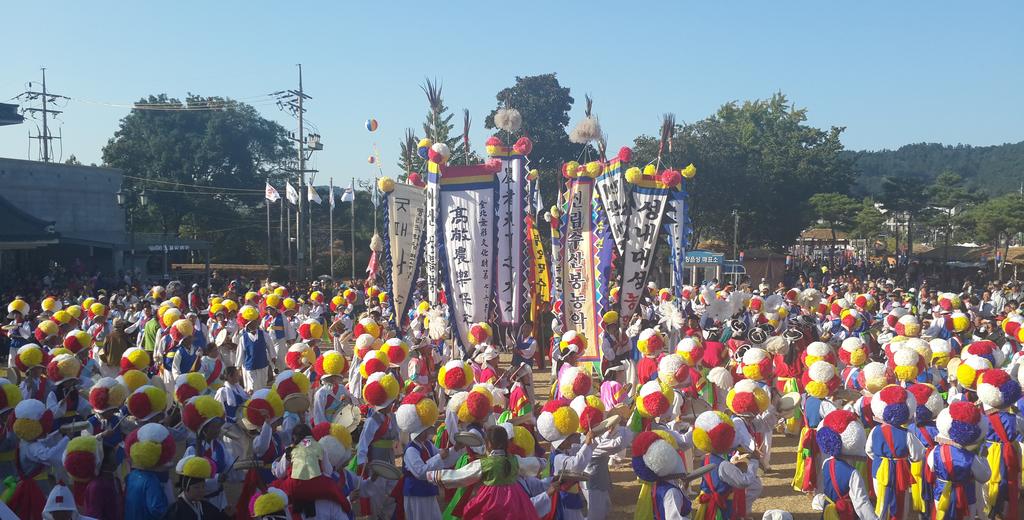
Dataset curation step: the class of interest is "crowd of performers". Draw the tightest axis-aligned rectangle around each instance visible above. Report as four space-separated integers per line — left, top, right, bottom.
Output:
2 279 1024 520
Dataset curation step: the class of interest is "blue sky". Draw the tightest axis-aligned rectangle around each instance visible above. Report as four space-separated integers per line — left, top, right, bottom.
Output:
2 2 1021 186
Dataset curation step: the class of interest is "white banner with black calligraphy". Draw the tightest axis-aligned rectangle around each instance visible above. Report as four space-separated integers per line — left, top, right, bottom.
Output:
424 165 441 306
383 183 426 329
619 185 669 319
595 158 630 256
560 177 601 361
494 153 529 327
438 163 500 351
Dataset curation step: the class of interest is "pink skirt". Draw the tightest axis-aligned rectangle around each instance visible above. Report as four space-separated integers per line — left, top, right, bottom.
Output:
461 483 539 520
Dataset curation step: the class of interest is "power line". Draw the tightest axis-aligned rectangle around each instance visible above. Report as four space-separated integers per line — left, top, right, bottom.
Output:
121 174 265 193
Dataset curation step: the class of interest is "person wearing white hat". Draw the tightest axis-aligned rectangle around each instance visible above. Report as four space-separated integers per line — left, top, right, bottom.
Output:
538 400 594 520
42 483 97 520
396 392 459 520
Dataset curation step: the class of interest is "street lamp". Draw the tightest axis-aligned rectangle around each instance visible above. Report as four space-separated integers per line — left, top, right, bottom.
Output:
116 188 147 278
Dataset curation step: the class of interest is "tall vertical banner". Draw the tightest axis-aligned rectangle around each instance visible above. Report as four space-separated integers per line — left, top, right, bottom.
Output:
489 137 531 327
593 190 614 321
550 189 565 312
560 175 601 361
423 168 441 306
438 162 501 350
526 215 550 322
382 183 427 328
619 177 671 319
595 154 631 256
666 186 690 298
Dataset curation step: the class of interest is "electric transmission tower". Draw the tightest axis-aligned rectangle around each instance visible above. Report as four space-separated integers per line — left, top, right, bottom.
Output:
17 68 69 162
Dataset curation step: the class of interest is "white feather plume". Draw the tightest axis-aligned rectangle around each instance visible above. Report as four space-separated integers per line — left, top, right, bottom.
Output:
370 233 384 253
798 289 823 310
658 301 685 333
707 366 734 388
427 308 448 341
569 116 602 144
494 108 522 133
764 294 786 313
701 287 731 324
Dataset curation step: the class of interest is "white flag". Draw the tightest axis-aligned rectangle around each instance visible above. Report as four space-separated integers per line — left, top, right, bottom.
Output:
328 179 335 209
265 182 281 202
341 179 355 202
285 182 299 204
308 185 322 205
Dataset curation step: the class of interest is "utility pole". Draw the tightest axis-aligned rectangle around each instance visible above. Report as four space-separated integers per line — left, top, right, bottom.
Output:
17 68 68 162
272 65 323 281
732 209 739 260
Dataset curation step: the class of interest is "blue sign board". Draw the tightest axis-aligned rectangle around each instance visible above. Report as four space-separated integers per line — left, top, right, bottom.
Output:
685 250 725 265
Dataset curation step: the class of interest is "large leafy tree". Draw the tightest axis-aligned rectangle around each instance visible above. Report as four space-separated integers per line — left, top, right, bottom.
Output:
484 74 582 210
632 93 854 248
925 171 985 257
878 175 929 254
960 194 1024 277
102 94 294 262
851 198 887 241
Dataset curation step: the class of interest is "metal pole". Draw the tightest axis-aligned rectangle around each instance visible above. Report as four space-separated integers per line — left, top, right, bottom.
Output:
279 199 284 266
351 179 356 280
287 202 292 266
308 190 314 274
296 64 306 281
330 178 335 279
41 68 49 163
266 198 272 271
732 210 739 260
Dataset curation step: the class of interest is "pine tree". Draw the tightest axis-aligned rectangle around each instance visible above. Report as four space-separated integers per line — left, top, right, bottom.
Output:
396 79 477 179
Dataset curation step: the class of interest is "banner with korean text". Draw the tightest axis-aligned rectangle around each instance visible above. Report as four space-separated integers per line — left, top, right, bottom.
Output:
382 183 426 329
560 176 601 361
619 180 670 319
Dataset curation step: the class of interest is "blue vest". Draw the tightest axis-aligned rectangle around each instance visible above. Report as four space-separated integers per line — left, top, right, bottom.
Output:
192 438 228 473
192 324 208 350
403 442 439 497
161 335 176 370
822 457 855 503
242 331 269 370
176 346 199 374
654 481 689 519
223 386 249 423
548 452 585 512
804 396 825 428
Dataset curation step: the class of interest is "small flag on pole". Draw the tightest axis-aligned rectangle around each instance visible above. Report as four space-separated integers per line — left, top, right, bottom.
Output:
341 180 355 202
286 182 299 204
265 182 281 202
328 179 335 209
308 184 322 205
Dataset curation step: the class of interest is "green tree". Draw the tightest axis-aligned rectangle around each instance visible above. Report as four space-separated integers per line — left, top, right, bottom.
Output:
484 74 583 210
808 192 859 259
102 94 294 263
851 198 887 241
960 194 1024 278
878 175 928 255
397 80 475 179
925 170 985 259
631 93 854 248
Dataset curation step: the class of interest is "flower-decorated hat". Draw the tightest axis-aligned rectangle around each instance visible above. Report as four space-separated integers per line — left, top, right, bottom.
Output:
538 399 580 449
870 385 916 426
977 369 1022 410
314 351 348 382
636 380 673 419
89 377 128 413
13 399 54 441
396 391 440 436
692 411 736 454
362 371 400 410
631 430 684 482
127 385 167 421
802 361 840 398
558 366 593 400
907 383 944 422
937 401 988 446
815 409 866 457
182 395 226 434
727 379 771 416
126 423 176 469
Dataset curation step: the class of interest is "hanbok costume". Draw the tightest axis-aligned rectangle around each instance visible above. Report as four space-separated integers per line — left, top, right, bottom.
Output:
726 379 771 513
865 385 925 520
395 392 459 520
124 423 177 520
233 314 276 392
975 369 1024 519
927 402 992 520
536 400 593 520
690 411 760 520
809 409 876 520
9 400 69 520
582 425 632 520
793 361 839 493
905 383 944 516
426 451 543 520
631 430 692 520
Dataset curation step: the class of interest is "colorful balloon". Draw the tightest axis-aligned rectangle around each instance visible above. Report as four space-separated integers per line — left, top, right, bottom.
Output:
365 119 378 132
367 155 376 164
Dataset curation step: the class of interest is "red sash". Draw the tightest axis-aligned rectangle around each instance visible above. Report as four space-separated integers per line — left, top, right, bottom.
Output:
9 446 46 520
799 425 818 492
828 460 855 520
987 412 1020 520
939 445 969 519
698 455 730 519
918 426 935 486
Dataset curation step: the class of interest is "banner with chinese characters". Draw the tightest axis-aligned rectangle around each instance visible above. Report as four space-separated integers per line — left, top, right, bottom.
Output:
382 183 426 329
438 162 500 350
560 176 601 361
492 145 529 327
595 157 630 256
593 190 614 323
527 216 550 305
619 183 670 319
424 167 441 306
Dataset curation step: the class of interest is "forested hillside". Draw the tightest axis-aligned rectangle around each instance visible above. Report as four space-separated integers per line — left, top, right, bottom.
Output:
846 141 1024 197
